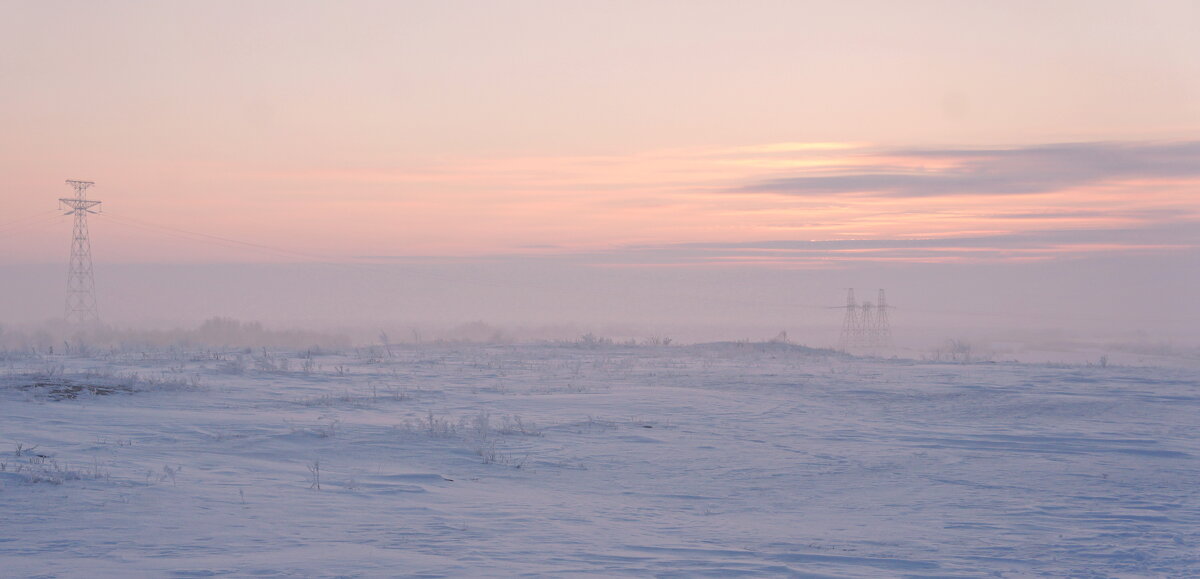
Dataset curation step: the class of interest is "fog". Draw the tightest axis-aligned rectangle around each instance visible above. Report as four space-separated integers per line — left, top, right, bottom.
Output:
2 248 1196 356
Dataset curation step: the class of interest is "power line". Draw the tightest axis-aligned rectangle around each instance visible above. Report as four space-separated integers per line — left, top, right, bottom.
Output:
100 212 334 263
96 211 526 290
108 211 854 312
92 210 1145 326
0 209 62 238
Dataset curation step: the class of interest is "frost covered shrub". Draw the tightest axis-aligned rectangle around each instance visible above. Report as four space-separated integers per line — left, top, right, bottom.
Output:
574 333 613 348
398 411 539 440
397 411 460 438
4 450 110 485
1 368 198 400
496 414 541 436
286 418 340 438
394 411 535 467
218 357 247 374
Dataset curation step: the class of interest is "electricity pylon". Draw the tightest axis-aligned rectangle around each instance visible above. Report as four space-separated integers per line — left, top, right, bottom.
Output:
874 289 892 348
838 288 892 351
60 180 102 325
838 288 859 351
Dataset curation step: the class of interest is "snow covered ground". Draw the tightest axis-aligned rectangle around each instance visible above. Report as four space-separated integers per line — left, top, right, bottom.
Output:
1 343 1197 577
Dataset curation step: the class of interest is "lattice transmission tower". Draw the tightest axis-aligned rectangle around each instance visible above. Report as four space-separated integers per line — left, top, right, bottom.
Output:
837 288 892 351
60 180 102 325
838 288 860 350
874 288 891 347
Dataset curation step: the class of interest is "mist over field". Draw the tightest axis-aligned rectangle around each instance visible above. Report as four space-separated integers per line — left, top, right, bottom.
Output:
2 251 1197 354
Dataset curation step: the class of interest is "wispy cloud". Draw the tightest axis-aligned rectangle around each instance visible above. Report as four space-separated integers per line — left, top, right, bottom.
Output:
567 222 1200 268
741 141 1200 198
117 139 1197 267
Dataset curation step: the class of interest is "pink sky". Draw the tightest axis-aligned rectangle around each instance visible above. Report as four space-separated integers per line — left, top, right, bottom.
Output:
5 140 1196 268
4 1 1198 266
1 1 1198 334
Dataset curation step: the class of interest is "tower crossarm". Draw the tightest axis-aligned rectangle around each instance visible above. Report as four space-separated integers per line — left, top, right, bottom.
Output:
59 198 102 213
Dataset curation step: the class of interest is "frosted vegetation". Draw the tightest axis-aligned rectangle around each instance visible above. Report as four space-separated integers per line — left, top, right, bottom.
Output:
1 337 1197 576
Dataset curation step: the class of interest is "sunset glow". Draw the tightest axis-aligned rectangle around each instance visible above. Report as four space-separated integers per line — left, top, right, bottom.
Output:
0 0 1196 330
9 140 1190 268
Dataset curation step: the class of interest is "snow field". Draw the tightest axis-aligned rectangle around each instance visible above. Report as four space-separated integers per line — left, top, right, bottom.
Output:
1 343 1197 577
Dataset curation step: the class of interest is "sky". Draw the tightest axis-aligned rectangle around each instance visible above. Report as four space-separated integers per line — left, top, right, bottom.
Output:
1 0 1198 346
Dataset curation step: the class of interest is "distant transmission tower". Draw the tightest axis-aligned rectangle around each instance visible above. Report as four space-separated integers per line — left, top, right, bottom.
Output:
838 288 859 351
59 180 102 325
875 289 892 348
838 288 892 351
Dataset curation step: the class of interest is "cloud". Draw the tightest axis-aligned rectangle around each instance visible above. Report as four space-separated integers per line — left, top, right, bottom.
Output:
740 141 1200 198
154 138 1195 268
575 222 1200 267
